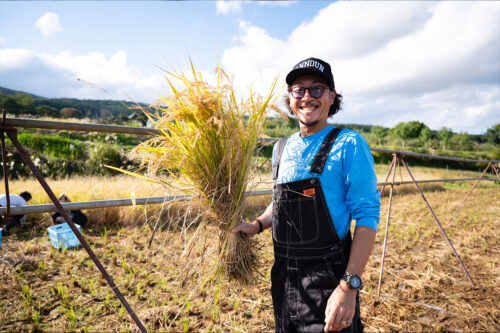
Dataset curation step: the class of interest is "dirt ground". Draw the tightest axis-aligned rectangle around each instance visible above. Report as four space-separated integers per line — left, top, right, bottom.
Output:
0 184 499 332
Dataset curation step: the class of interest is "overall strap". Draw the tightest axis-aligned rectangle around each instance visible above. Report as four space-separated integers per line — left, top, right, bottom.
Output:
272 136 289 180
310 127 343 175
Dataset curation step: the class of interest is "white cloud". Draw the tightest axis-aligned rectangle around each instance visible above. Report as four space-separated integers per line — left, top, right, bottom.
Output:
0 37 5 45
221 2 500 133
0 48 35 69
257 1 295 7
216 1 243 15
0 48 168 102
216 1 293 15
35 12 63 36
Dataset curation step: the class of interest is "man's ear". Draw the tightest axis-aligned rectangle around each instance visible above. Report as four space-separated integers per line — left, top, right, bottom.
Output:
330 91 336 106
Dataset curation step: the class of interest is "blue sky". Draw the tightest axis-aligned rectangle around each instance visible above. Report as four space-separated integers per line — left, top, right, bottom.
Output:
1 1 499 134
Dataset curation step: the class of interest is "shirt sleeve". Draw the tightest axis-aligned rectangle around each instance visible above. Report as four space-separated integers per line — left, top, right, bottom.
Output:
341 131 380 231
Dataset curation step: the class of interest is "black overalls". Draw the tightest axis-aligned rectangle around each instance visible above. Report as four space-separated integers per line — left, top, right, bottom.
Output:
271 128 363 333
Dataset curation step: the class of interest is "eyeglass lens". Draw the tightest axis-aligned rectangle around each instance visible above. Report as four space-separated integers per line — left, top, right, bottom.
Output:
291 86 327 99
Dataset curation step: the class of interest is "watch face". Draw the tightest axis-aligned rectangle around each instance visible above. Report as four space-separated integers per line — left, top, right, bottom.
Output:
350 276 362 289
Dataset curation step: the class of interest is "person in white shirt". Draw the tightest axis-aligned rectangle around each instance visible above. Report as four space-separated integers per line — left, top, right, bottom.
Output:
0 191 32 235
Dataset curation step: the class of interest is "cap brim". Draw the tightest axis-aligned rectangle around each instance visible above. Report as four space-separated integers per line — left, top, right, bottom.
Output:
286 68 332 87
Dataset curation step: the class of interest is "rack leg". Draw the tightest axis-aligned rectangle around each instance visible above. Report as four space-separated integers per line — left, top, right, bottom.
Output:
400 157 475 286
377 154 398 296
6 129 148 333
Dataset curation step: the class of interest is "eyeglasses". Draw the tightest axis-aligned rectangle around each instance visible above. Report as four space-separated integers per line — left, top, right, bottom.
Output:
289 86 330 99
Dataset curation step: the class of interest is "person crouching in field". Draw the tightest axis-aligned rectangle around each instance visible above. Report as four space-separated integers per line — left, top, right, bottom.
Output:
51 194 88 228
232 57 380 332
0 191 32 236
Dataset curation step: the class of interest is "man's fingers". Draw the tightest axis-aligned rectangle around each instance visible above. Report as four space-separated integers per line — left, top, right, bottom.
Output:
324 305 332 332
324 304 331 324
324 306 340 332
331 308 344 332
231 221 247 234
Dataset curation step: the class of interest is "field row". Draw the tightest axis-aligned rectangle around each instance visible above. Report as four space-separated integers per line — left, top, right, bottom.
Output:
0 183 498 331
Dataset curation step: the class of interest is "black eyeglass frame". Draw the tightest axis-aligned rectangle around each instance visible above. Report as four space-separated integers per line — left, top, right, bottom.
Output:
289 85 332 99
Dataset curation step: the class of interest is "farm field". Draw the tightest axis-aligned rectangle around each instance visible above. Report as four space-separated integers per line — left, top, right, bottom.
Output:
0 168 499 332
2 163 493 205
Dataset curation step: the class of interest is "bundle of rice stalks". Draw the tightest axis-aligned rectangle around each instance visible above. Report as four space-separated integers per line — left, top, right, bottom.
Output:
130 62 278 283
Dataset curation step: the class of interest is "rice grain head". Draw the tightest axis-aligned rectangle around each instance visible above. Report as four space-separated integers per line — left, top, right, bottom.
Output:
132 62 278 283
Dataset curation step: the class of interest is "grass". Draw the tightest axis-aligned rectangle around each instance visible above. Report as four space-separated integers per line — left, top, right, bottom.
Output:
18 132 86 160
0 172 498 331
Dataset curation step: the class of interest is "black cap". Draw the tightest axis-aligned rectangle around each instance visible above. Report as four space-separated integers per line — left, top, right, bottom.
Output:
286 57 335 89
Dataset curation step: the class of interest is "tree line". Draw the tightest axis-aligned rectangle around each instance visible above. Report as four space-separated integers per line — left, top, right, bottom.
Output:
0 87 144 122
266 117 499 148
1 86 498 167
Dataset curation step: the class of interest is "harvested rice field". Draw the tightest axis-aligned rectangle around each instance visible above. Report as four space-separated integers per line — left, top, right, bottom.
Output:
0 173 499 332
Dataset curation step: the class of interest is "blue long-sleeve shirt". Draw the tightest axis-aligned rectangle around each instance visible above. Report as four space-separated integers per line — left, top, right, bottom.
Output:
272 125 380 239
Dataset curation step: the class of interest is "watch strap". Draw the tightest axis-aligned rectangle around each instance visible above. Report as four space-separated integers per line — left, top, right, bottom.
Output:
256 219 263 233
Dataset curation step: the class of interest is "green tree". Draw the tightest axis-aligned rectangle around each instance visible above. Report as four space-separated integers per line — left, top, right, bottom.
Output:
15 93 35 114
438 127 453 150
455 132 472 150
392 121 426 147
60 107 82 119
0 96 22 115
36 105 60 118
485 123 500 145
420 126 433 145
372 126 388 145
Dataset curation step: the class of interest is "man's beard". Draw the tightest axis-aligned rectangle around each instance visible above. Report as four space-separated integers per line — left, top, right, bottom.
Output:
298 118 319 127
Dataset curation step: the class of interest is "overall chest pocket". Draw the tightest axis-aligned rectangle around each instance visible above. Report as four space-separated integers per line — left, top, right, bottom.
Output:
273 196 320 245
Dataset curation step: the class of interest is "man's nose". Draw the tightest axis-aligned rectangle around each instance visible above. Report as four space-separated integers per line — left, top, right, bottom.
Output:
302 89 314 100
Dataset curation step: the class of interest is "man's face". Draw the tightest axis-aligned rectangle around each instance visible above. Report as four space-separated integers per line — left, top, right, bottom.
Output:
289 75 335 132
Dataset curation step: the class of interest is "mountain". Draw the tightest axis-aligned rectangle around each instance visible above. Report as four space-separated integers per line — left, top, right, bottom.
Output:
0 86 44 99
0 86 147 119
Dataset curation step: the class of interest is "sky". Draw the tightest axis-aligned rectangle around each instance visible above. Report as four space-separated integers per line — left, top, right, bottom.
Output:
0 1 499 134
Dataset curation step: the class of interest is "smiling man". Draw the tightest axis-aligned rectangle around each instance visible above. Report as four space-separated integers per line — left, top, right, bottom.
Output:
233 57 380 332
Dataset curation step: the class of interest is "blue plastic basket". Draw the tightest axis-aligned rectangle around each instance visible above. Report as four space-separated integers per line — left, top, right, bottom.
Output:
47 223 82 249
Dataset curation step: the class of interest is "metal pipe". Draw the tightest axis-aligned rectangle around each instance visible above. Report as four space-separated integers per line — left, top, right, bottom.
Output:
1 178 496 216
1 118 277 143
4 118 498 162
377 177 496 187
446 163 492 226
371 147 497 164
0 190 273 215
0 196 191 215
3 117 161 136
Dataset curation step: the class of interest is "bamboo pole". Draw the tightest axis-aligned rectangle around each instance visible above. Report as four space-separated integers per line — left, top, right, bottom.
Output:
378 154 398 296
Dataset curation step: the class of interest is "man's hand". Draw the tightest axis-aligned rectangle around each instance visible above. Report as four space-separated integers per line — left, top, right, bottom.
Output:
231 220 260 238
324 226 375 332
324 281 356 332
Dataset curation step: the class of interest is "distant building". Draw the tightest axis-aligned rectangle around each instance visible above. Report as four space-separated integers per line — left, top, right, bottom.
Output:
128 112 147 126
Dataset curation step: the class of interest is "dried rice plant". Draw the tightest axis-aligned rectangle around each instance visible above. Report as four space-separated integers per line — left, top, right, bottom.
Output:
127 62 278 283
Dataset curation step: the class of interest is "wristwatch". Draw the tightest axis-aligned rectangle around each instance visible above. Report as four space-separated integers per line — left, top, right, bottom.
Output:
342 273 363 290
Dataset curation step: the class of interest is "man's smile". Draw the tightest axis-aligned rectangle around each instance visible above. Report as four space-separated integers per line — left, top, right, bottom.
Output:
299 104 319 113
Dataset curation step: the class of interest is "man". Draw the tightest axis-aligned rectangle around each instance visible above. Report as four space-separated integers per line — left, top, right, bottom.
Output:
232 57 380 332
51 193 88 227
0 191 32 235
